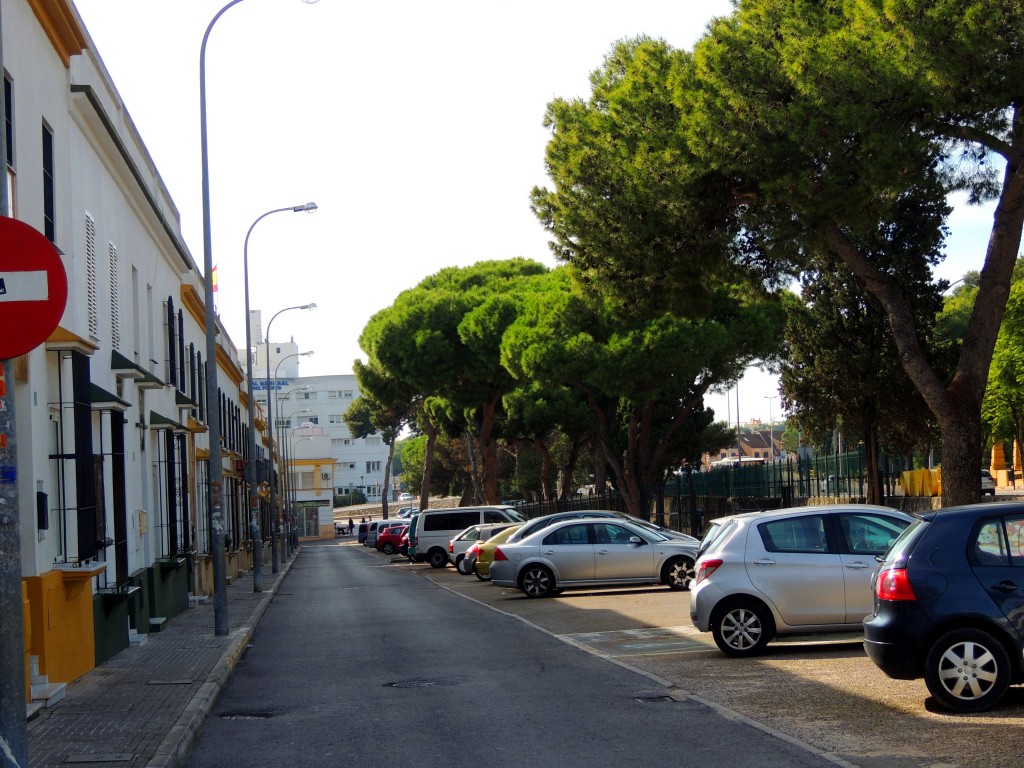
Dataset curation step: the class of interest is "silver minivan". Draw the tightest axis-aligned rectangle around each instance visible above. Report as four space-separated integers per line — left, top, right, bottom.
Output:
690 505 912 657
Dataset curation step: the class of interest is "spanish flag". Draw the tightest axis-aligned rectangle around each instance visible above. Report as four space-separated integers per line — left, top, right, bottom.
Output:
211 265 218 292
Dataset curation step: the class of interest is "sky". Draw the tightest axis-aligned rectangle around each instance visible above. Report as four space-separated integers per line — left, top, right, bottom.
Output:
71 0 997 429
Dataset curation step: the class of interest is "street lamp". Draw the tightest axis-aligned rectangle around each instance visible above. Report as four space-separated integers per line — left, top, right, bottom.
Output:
200 0 320 632
765 395 777 461
243 204 316 592
273 352 313 558
281 409 310 532
264 307 315 572
289 433 314 542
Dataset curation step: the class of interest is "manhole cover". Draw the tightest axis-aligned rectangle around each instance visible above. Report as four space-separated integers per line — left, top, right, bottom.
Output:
385 679 461 689
220 711 273 720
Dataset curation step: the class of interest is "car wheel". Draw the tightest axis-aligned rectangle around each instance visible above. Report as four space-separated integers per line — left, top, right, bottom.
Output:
924 628 1011 712
457 557 471 575
520 564 555 598
427 548 449 569
454 554 465 571
473 563 490 582
712 599 774 657
663 556 695 591
381 543 395 555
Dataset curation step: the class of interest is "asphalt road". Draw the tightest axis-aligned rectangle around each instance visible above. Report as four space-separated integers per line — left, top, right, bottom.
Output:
181 540 834 768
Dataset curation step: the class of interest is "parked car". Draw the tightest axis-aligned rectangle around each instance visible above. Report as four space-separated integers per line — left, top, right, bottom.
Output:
981 469 996 496
469 524 523 580
864 502 1024 712
505 510 699 546
411 506 527 568
690 505 912 657
365 519 400 549
490 517 699 598
376 525 408 555
448 522 520 571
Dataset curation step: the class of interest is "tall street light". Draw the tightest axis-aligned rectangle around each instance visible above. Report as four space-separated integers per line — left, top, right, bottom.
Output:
281 408 311 539
199 0 319 633
264 316 314 572
243 203 316 593
274 351 313 559
289 433 314 541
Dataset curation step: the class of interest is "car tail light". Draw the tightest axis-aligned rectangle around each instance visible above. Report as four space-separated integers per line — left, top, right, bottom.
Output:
468 543 480 556
695 558 722 585
493 547 508 561
875 566 916 601
449 541 454 553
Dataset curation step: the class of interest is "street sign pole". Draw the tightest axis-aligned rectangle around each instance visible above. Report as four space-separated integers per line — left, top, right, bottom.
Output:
0 9 29 756
0 357 27 768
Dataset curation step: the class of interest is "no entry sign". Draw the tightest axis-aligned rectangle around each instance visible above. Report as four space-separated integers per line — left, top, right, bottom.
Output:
0 217 68 359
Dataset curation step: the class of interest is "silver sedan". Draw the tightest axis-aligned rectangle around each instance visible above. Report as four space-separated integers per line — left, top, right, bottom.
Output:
489 517 699 598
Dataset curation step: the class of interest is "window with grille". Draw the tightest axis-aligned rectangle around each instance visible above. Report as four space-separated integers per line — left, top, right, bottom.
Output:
109 243 120 350
4 76 14 216
42 123 54 241
85 213 98 337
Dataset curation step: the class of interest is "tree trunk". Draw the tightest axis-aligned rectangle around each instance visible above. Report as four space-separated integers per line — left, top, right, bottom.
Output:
382 438 395 518
863 427 882 506
419 422 436 511
557 438 584 501
533 437 556 502
937 393 984 507
477 395 502 504
465 432 484 504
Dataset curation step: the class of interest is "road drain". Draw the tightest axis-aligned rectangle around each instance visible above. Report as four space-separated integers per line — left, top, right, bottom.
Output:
385 679 461 689
220 711 274 720
634 695 675 703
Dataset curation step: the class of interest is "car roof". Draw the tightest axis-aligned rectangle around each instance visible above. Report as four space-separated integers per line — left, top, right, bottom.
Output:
708 504 911 526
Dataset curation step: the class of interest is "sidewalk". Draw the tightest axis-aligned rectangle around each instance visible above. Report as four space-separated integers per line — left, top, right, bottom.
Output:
26 551 298 768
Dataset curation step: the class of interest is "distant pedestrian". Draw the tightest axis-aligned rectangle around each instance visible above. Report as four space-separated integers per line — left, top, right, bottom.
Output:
348 517 354 535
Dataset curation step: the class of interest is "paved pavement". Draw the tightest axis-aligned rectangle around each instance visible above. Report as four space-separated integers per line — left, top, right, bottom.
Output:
26 550 300 768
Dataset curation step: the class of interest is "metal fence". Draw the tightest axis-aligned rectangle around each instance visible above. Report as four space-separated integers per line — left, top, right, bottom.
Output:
512 449 917 539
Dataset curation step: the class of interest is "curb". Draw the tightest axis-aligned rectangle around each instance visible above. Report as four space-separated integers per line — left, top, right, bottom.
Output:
144 550 299 768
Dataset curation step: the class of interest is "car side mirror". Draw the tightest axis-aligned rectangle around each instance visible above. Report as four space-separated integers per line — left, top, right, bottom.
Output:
629 536 644 546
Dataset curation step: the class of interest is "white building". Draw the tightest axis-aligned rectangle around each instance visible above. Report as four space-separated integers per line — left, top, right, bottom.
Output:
250 368 393 503
3 0 269 699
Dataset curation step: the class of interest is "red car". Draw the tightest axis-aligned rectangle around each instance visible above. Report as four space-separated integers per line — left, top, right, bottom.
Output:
375 525 408 555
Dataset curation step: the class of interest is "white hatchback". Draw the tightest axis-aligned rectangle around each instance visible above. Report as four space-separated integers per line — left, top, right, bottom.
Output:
690 505 912 657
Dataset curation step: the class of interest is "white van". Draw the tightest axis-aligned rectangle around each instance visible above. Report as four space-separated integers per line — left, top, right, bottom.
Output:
413 506 526 568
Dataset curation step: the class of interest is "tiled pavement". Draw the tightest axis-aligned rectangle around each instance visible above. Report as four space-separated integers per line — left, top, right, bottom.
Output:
26 551 298 768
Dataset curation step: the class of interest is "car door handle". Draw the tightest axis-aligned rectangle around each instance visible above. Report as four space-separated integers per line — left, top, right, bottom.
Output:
597 549 609 556
542 550 557 556
992 580 1019 594
751 558 776 566
844 561 870 570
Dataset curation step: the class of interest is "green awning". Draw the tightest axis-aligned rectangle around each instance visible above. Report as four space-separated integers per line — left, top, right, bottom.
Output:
111 350 165 389
90 383 130 411
149 411 186 432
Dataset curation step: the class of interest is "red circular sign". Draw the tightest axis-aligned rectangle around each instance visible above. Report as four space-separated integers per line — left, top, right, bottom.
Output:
0 217 68 359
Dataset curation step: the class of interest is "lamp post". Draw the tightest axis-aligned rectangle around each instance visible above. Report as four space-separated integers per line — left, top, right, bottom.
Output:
243 204 316 592
290 433 314 541
200 0 319 632
273 351 313 559
281 409 310 537
264 308 315 572
765 395 777 461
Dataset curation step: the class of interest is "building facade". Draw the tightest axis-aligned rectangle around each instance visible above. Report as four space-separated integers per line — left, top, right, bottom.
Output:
4 0 272 707
250 371 393 505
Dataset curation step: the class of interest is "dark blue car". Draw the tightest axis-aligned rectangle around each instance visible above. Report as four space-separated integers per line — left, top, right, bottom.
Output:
864 502 1024 712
